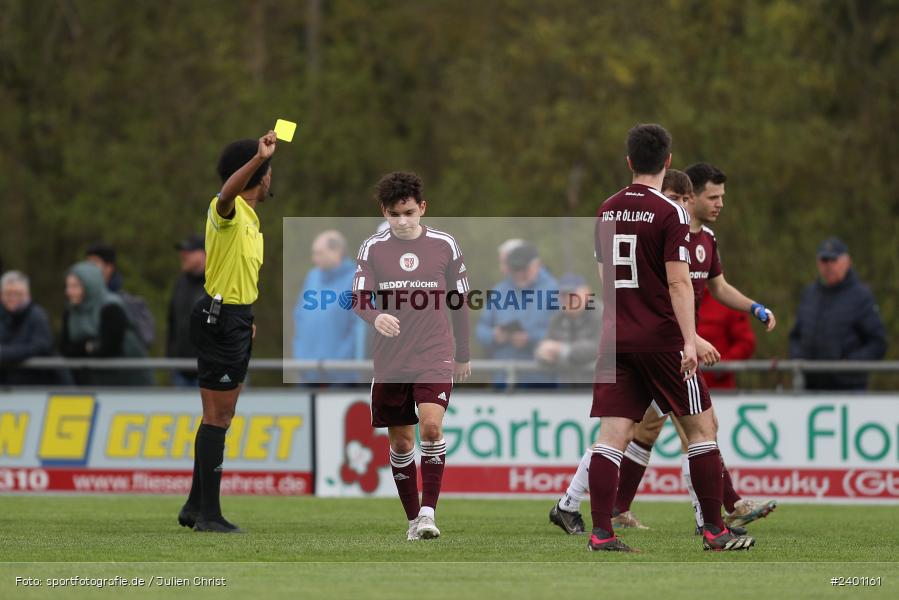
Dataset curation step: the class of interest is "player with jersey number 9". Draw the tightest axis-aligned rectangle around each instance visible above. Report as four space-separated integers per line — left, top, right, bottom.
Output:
583 124 754 554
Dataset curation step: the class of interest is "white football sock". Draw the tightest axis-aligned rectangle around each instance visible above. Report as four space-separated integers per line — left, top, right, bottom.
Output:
558 448 592 512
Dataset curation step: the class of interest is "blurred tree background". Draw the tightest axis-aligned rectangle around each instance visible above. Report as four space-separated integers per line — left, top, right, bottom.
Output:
1 0 897 369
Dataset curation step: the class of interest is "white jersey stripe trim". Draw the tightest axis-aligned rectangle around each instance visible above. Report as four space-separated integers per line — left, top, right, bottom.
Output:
425 230 461 259
650 187 690 224
426 228 462 254
358 230 390 260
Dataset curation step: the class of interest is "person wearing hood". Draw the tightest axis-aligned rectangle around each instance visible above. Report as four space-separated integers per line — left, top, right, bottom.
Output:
292 230 365 385
789 237 888 390
59 261 153 386
85 242 156 350
0 271 57 385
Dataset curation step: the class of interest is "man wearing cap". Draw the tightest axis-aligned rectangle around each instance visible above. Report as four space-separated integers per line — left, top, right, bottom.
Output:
476 242 558 387
789 237 887 390
167 234 207 387
534 273 601 384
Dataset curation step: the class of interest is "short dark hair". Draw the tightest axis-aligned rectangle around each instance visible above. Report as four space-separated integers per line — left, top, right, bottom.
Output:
85 242 116 265
684 162 727 195
375 171 423 210
662 169 693 196
626 124 672 175
217 139 271 190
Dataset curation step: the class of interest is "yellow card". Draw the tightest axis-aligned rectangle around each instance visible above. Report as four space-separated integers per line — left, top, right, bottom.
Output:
274 119 297 142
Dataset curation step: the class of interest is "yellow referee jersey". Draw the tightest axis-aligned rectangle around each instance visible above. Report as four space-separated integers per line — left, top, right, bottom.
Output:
204 194 263 305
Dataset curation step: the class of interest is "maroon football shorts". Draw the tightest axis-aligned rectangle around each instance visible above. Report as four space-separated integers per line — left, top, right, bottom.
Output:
592 351 711 422
370 369 453 428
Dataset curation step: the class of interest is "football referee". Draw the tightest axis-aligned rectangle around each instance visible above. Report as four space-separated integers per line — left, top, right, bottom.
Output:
178 130 277 533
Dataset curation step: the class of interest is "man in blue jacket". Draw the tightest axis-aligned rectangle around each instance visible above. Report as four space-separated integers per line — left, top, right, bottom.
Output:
789 237 887 390
292 230 365 385
476 242 558 387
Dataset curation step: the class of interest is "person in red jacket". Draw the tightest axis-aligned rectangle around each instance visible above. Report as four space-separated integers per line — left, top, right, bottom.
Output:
697 289 756 389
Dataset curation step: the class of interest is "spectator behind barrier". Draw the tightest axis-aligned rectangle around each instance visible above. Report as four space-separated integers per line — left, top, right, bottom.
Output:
60 261 154 386
534 273 601 384
0 270 63 385
476 241 558 387
497 238 525 277
789 237 887 390
697 289 755 390
292 230 366 385
167 234 207 387
86 242 156 351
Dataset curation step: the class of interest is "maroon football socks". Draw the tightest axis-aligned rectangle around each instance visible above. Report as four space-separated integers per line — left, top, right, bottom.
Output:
722 457 741 514
389 448 420 521
420 438 446 510
588 443 624 535
687 441 725 530
614 440 652 513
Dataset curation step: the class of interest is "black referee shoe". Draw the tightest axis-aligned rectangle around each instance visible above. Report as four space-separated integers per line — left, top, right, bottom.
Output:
178 504 201 529
193 516 245 533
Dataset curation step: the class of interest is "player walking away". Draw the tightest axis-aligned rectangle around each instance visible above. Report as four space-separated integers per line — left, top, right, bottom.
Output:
551 166 774 545
178 131 277 533
583 124 753 552
353 172 471 541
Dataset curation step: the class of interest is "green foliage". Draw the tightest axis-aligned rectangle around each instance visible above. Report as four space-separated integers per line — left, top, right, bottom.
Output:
1 0 897 365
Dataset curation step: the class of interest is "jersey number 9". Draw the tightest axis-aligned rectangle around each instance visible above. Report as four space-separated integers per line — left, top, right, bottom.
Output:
613 234 638 289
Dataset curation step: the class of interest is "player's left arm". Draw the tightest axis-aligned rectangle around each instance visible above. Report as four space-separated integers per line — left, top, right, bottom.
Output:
448 253 471 382
707 274 776 332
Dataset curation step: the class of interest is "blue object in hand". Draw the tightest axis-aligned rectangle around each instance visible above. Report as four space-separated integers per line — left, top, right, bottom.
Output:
750 302 769 323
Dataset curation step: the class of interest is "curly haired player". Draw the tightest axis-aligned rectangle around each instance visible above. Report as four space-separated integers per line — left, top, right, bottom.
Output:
353 172 471 540
179 130 277 533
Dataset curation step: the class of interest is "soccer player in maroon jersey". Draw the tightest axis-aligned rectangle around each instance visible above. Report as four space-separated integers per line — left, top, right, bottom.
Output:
553 166 777 542
585 124 755 552
352 172 471 541
608 166 777 532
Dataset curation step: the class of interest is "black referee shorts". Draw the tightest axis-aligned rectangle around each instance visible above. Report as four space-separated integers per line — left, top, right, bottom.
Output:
189 295 254 391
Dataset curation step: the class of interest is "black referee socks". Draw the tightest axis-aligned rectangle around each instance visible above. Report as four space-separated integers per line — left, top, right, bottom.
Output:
196 423 228 519
185 433 203 509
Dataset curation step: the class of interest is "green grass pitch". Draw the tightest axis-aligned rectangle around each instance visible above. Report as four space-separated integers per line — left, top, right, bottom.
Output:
1 496 897 599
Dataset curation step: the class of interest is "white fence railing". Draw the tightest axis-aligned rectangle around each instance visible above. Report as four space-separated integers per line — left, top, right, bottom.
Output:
11 357 899 390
